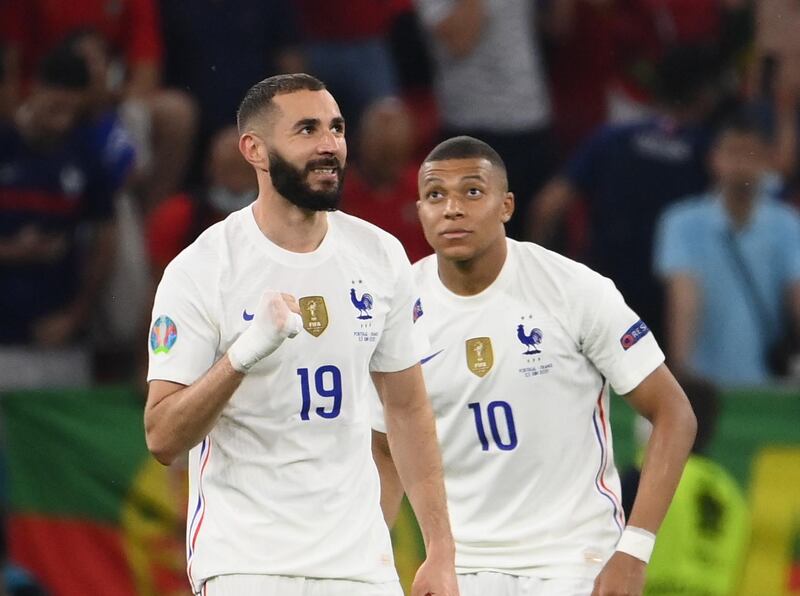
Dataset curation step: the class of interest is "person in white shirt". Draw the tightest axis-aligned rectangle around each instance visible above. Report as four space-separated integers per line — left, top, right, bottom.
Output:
144 73 458 596
372 136 696 596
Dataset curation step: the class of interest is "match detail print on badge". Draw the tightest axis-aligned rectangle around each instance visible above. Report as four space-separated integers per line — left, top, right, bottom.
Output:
299 296 329 337
466 337 494 378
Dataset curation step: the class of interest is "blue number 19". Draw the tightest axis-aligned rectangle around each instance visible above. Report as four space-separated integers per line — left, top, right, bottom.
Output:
297 365 343 420
468 401 518 451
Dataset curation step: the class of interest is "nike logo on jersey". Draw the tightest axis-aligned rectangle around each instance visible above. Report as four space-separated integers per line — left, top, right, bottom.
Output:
420 349 444 365
242 310 254 321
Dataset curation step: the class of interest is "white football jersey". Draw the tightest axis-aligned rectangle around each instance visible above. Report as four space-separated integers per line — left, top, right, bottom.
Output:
147 207 426 593
375 239 664 579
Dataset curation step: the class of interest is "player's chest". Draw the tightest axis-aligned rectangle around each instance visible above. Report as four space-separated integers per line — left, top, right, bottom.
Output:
418 298 582 412
217 260 393 351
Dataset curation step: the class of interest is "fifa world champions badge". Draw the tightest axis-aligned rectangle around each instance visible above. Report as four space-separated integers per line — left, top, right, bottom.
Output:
299 296 328 337
466 337 494 378
150 316 178 354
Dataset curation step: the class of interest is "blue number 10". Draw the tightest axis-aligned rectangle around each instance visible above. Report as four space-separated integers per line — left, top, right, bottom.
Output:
297 365 342 420
468 401 518 451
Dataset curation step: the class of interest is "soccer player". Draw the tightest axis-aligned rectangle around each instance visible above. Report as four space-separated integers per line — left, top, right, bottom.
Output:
144 74 458 596
373 136 697 595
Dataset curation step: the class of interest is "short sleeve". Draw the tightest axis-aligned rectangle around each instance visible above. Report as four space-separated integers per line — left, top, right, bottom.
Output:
369 239 429 372
579 274 665 395
412 0 455 28
653 205 698 278
147 263 219 385
370 382 387 433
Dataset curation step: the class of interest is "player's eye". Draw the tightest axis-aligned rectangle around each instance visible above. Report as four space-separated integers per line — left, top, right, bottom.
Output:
466 187 483 198
299 125 314 135
426 190 444 201
331 123 344 134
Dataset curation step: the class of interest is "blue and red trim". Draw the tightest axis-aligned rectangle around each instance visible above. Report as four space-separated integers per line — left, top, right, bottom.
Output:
591 385 625 534
187 436 212 587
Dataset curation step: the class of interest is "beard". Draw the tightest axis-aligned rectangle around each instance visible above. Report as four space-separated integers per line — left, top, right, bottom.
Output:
268 150 345 212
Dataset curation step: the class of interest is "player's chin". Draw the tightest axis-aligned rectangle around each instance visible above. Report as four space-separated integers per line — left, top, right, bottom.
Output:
437 244 476 262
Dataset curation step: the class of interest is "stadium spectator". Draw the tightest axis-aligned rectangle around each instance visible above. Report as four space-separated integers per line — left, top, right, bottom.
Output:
654 112 800 386
340 98 430 263
147 126 257 279
0 45 125 387
413 0 555 240
159 0 303 177
294 0 401 134
529 45 726 341
621 375 750 595
0 0 196 209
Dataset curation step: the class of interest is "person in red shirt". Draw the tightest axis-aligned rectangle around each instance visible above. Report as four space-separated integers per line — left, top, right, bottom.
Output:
341 98 430 263
0 0 196 209
147 126 257 277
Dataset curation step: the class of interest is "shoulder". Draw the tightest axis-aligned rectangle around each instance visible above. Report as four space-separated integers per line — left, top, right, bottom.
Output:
332 210 409 262
411 253 438 286
763 199 800 228
659 195 712 227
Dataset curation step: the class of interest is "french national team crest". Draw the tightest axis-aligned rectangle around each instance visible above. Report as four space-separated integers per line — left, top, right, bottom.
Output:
466 337 494 378
517 324 543 354
299 296 328 337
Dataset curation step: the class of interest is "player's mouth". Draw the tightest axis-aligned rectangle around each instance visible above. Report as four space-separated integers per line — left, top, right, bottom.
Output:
440 228 472 240
306 159 341 183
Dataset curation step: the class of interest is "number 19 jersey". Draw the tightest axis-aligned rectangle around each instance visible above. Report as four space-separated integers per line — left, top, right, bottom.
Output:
409 239 664 580
147 208 426 593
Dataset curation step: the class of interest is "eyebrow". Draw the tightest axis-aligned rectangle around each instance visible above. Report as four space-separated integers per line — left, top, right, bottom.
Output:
293 118 320 131
422 174 487 185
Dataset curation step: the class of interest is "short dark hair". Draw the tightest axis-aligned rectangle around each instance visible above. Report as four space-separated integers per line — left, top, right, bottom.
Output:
653 44 721 108
716 107 769 143
37 43 90 89
424 136 506 172
237 73 326 133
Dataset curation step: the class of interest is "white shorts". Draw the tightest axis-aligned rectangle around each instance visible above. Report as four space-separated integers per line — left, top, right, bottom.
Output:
199 574 404 596
457 572 595 596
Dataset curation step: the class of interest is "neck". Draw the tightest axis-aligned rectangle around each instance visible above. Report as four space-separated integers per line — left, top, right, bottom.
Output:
437 238 508 296
252 189 329 252
720 184 757 230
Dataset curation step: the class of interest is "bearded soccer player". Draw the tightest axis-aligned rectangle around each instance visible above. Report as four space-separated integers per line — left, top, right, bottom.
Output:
145 74 458 596
373 136 696 596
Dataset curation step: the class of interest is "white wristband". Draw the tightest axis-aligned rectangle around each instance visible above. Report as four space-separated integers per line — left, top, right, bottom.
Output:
615 526 655 564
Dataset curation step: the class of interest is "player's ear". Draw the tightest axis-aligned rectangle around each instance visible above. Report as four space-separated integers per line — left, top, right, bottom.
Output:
501 192 515 223
239 132 268 171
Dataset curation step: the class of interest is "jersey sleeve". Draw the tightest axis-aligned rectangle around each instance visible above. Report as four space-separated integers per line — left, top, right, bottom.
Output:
578 274 665 395
369 238 429 372
147 262 219 385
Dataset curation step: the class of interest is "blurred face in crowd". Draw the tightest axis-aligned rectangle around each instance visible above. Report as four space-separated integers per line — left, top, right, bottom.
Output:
207 127 258 213
262 89 347 211
417 157 513 263
19 83 86 149
358 98 414 184
711 129 768 197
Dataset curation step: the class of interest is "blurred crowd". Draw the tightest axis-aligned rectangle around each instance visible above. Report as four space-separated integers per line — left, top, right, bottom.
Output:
0 1 799 594
2 0 799 392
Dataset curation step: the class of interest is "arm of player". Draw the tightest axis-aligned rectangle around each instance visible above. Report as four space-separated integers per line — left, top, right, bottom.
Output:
145 291 301 465
371 429 405 527
592 364 696 596
372 364 459 596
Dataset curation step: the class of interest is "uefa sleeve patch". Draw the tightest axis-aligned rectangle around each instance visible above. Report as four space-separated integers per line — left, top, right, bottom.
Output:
150 315 178 354
413 298 424 323
620 319 649 351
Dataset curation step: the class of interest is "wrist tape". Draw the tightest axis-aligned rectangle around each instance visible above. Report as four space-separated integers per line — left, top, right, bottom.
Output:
615 526 655 564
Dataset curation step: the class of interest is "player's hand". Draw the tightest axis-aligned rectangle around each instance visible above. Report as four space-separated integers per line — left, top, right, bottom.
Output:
227 290 303 372
410 554 459 596
592 551 646 596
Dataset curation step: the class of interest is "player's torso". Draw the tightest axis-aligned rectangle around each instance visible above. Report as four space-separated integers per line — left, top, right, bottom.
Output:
413 248 622 569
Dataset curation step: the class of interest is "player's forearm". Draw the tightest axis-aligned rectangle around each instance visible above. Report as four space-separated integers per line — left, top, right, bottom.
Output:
145 356 243 464
371 430 405 527
627 382 696 533
384 386 454 556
